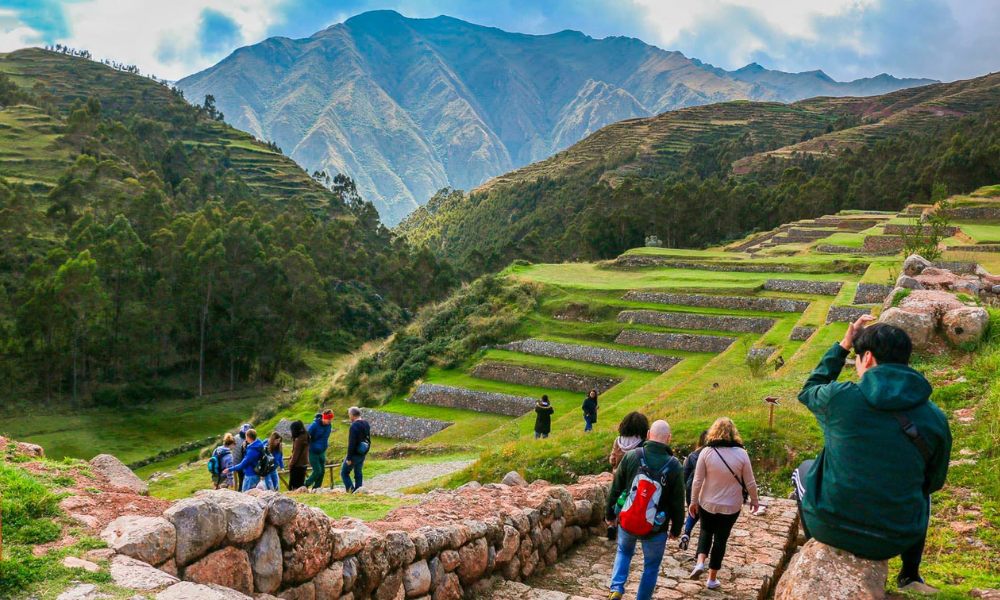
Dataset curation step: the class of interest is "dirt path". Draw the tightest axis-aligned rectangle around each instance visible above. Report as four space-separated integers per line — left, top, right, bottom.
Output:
362 459 475 492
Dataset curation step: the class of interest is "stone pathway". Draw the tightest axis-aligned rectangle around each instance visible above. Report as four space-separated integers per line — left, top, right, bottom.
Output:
481 499 799 600
361 459 476 492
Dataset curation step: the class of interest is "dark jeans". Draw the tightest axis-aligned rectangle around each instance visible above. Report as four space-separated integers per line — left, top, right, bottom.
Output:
341 454 366 492
696 509 740 570
683 512 700 536
288 466 307 490
584 416 595 432
305 450 326 488
792 460 927 580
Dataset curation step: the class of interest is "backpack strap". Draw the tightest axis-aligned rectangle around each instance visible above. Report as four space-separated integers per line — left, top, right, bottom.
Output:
892 412 933 463
636 447 647 469
712 448 749 499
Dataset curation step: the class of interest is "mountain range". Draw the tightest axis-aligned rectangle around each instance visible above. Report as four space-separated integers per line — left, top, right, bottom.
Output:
177 10 934 225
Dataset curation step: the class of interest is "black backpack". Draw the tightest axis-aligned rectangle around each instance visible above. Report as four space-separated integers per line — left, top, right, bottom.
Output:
254 446 276 476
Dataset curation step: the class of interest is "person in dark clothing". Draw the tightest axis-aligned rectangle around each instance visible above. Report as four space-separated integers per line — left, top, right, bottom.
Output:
679 429 708 550
304 410 334 489
211 434 236 489
287 420 310 490
534 395 554 439
341 407 371 492
605 420 685 600
231 423 251 492
223 428 265 492
795 317 951 594
582 389 599 433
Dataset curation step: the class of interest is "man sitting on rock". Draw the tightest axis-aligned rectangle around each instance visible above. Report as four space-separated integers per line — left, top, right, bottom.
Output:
794 316 952 594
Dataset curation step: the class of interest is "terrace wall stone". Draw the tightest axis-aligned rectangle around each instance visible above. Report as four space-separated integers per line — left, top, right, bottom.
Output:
614 330 737 353
815 245 866 254
861 235 905 253
612 256 791 272
497 340 681 372
763 279 843 296
616 310 776 333
622 292 810 313
947 245 1000 253
469 363 620 394
362 410 453 442
407 384 536 417
853 283 894 305
746 347 776 361
941 206 1000 220
827 306 873 324
883 224 959 237
933 261 979 275
789 327 816 341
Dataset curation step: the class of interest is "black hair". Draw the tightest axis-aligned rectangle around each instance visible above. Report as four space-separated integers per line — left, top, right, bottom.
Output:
853 322 912 365
618 411 650 438
290 420 306 439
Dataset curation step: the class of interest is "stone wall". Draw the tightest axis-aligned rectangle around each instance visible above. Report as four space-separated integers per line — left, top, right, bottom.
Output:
498 340 681 372
852 283 894 305
613 256 791 272
815 245 866 254
470 363 620 394
746 347 777 362
933 261 979 274
617 310 776 334
826 305 873 324
622 292 810 313
941 206 1000 220
407 384 537 417
614 330 736 353
763 279 844 296
101 476 613 600
947 245 1000 253
362 410 453 442
883 224 958 236
789 327 816 341
861 235 905 253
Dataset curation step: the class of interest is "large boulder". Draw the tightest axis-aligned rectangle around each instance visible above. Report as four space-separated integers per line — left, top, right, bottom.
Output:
278 582 315 600
432 573 463 600
281 507 334 584
110 554 179 590
775 539 888 600
250 526 282 594
903 254 932 277
101 515 176 566
183 546 254 596
90 454 148 495
879 308 936 350
456 538 489 585
895 274 924 290
246 490 298 527
501 471 527 487
274 419 294 441
403 560 432 598
313 563 344 600
203 489 267 544
915 267 965 290
156 582 254 600
893 289 967 318
942 307 990 347
331 527 366 559
164 496 228 566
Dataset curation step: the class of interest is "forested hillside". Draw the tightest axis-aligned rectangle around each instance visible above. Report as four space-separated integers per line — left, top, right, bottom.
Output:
0 48 455 404
400 73 1000 273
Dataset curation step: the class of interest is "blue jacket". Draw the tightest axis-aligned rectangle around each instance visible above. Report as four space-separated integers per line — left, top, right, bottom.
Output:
308 415 332 453
229 439 264 476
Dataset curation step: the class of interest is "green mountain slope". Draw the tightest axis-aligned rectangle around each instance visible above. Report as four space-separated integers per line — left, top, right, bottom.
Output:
399 72 1000 273
177 10 932 225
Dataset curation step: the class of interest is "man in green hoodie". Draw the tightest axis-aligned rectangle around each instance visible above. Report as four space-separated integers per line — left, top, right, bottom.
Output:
795 316 951 593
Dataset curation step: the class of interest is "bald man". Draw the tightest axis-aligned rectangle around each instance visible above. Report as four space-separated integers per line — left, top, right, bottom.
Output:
605 419 686 600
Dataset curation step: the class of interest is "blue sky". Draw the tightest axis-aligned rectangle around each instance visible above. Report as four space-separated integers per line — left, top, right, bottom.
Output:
0 0 998 82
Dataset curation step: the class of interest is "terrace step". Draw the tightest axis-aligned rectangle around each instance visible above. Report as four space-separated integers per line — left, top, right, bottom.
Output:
496 340 681 372
407 383 536 417
469 362 621 394
617 310 776 333
614 330 737 353
362 409 453 441
827 305 874 324
763 279 844 296
623 292 810 313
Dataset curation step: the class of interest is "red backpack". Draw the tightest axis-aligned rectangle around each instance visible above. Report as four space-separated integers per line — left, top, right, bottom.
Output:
617 448 679 536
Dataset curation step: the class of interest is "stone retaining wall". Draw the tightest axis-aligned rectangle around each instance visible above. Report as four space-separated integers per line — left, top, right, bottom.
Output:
789 327 816 341
815 245 866 254
362 410 453 442
763 279 844 296
614 330 736 353
933 261 979 274
407 384 537 417
470 363 620 394
617 310 776 333
497 340 681 372
947 245 1000 253
622 292 810 313
883 224 959 237
128 436 218 470
852 283 894 305
941 206 1000 220
613 256 791 273
826 305 873 324
746 347 777 362
861 235 905 253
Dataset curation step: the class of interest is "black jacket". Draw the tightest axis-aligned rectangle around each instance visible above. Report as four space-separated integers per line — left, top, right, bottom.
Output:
582 396 598 421
682 447 704 505
534 402 554 434
347 419 371 459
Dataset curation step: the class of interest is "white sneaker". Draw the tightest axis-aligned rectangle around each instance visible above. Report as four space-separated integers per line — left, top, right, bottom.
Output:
707 580 721 590
690 564 705 580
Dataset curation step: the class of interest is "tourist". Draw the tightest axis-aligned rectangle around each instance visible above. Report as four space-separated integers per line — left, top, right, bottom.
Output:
689 417 759 591
265 432 284 491
209 434 236 490
223 428 266 492
305 410 335 489
679 429 709 550
341 407 371 492
231 423 251 492
287 419 310 490
609 411 649 470
534 395 554 439
582 389 599 432
794 317 951 594
604 420 685 600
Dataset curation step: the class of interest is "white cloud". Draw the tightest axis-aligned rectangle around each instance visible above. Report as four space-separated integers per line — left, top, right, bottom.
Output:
0 9 43 52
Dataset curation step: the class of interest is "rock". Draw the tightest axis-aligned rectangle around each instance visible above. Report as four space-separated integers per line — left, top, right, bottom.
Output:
386 530 417 568
431 573 463 600
70 512 102 528
281 507 334 584
63 556 101 572
375 568 403 600
955 281 980 296
775 539 888 600
56 584 104 600
572 500 592 526
440 549 460 572
970 590 1000 600
915 267 966 290
332 527 366 559
895 274 924 290
893 289 967 318
356 531 390 596
164 496 227 566
879 308 936 350
404 560 432 598
274 419 294 441
314 563 345 600
903 254 932 277
204 489 267 544
17 441 45 458
343 556 359 592
247 489 299 527
942 307 989 347
90 453 149 495
428 556 444 591
501 471 527 487
251 525 282 594
83 548 116 562
110 554 179 590
456 538 489 584
102 515 177 566
183 546 254 596
410 532 430 558
279 582 316 600
156 582 255 600
495 526 520 564
160 558 180 578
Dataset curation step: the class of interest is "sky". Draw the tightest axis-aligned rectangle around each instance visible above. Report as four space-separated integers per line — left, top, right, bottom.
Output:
0 0 998 82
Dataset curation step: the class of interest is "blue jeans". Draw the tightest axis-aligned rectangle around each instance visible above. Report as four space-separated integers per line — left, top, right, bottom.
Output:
610 527 668 599
534 431 548 439
242 473 261 492
683 512 700 535
584 416 594 432
265 471 279 491
341 455 366 491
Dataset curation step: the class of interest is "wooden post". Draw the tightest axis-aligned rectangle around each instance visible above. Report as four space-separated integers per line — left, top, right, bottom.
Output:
765 396 780 430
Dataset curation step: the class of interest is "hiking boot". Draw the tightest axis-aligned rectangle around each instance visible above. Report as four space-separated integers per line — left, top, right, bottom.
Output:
678 533 690 550
689 564 705 580
608 592 623 600
706 580 721 590
897 575 939 595
607 525 617 541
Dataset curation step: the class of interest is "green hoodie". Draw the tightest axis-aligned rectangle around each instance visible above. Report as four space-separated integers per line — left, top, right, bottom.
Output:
797 344 952 560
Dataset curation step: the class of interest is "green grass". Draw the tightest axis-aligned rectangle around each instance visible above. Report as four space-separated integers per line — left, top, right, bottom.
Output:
953 219 1000 244
290 492 418 520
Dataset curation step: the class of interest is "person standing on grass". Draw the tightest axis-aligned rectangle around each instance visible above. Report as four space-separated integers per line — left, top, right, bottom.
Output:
265 432 284 491
679 429 709 551
534 395 554 439
223 428 265 492
688 417 759 591
287 419 310 491
210 434 236 490
231 423 251 492
604 420 685 600
342 407 371 492
582 389 599 433
793 317 951 594
305 410 335 489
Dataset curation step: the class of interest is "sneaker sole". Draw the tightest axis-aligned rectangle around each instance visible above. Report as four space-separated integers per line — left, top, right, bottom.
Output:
690 567 704 580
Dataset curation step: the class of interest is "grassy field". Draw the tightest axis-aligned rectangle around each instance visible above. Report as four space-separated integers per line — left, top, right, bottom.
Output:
953 219 1000 243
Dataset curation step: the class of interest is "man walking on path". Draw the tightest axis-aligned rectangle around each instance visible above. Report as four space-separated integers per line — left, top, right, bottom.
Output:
223 428 265 492
305 410 334 489
341 407 371 492
795 316 952 594
605 420 685 600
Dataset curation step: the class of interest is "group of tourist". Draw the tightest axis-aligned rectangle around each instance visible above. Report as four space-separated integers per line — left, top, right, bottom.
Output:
208 407 373 493
600 317 951 599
